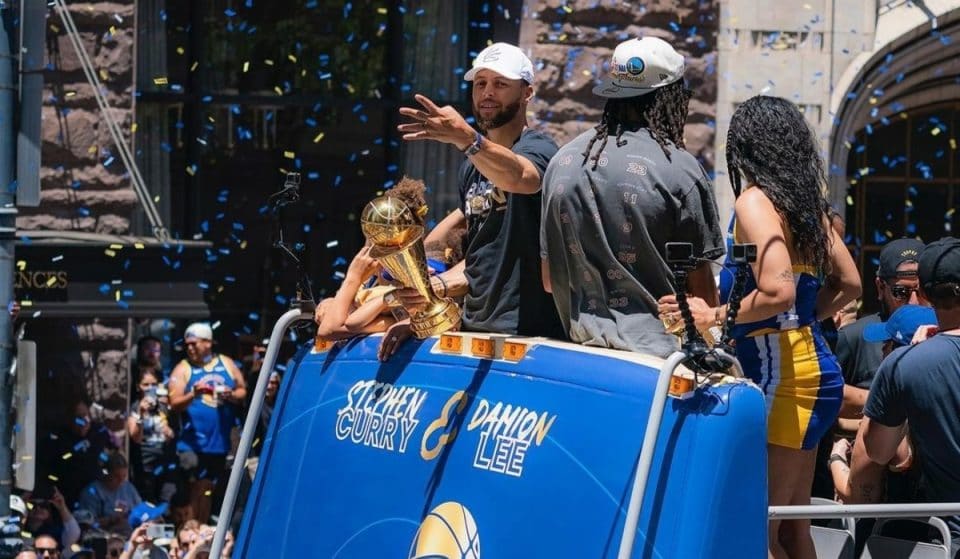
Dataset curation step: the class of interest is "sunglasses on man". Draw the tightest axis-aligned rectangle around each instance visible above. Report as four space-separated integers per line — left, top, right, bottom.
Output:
35 547 59 557
888 284 919 301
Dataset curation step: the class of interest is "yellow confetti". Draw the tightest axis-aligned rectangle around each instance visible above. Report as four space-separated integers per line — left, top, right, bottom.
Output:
288 54 297 63
20 301 32 307
264 59 274 66
104 250 116 257
900 112 909 119
16 260 25 271
868 97 877 105
88 145 98 154
204 490 213 496
153 195 160 203
948 208 957 216
65 91 76 98
313 132 325 143
61 453 72 460
951 138 957 149
846 195 854 205
240 240 248 250
134 242 145 249
191 61 199 72
50 24 60 33
131 123 138 133
99 69 109 81
346 83 356 94
563 5 572 12
45 276 58 287
243 61 250 73
110 244 123 250
115 290 121 301
186 166 196 176
274 86 283 95
109 26 116 35
153 76 168 85
176 46 185 55
283 151 295 159
377 7 387 14
932 127 941 136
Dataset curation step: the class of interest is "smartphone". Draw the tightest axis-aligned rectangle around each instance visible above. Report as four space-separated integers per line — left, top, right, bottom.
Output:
147 523 175 541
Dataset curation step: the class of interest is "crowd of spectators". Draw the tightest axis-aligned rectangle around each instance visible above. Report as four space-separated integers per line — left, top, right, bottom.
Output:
12 325 268 559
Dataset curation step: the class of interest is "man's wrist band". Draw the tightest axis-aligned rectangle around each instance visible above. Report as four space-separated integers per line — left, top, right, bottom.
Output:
435 275 448 298
461 131 483 156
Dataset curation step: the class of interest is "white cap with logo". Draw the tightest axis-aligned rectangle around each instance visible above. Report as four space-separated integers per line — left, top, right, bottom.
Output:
593 37 685 99
184 322 213 341
464 42 535 84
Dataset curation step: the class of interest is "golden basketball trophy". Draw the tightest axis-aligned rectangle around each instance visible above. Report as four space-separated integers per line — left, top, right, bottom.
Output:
360 196 461 338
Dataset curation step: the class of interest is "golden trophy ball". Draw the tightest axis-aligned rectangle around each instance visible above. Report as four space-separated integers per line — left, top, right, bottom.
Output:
360 196 461 338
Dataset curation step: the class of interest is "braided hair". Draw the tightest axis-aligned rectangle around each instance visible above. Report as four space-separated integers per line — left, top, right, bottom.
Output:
726 96 831 271
582 80 692 170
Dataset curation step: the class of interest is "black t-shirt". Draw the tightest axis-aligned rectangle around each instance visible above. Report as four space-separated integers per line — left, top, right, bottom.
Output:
835 313 884 388
865 335 960 544
458 128 564 338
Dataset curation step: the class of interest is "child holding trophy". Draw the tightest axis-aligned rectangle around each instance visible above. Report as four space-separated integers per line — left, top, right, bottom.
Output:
315 177 464 360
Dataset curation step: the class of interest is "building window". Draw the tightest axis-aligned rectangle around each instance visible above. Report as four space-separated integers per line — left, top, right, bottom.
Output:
134 0 498 332
844 103 959 313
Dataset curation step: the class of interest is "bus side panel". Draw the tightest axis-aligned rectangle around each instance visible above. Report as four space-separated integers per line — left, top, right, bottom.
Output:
237 337 767 559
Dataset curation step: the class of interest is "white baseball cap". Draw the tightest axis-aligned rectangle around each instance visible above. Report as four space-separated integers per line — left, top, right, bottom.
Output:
9 495 25 516
184 322 213 341
593 37 684 98
463 42 535 84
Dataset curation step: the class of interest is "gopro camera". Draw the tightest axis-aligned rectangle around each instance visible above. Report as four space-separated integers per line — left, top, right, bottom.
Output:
665 242 695 265
731 243 758 264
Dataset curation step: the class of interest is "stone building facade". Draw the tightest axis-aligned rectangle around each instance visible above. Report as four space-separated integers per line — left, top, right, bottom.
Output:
520 0 719 173
27 0 137 233
22 0 150 439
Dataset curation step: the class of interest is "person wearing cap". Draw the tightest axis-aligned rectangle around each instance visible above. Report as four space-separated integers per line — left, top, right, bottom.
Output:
659 95 862 558
167 322 246 524
834 237 927 413
540 36 724 356
395 42 564 339
830 304 934 506
850 237 960 553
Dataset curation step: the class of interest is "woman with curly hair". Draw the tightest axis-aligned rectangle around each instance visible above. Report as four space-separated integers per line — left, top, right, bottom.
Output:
659 95 861 558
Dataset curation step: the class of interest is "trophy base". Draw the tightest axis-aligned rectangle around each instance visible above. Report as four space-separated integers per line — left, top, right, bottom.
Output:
411 299 461 339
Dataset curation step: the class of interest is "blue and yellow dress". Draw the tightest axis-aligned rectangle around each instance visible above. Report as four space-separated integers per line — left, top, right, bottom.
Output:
719 221 843 450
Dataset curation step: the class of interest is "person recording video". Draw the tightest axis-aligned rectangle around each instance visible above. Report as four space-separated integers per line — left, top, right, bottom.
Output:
127 368 177 504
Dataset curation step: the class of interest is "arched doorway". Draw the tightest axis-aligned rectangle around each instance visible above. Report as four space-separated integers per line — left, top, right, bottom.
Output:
829 7 960 314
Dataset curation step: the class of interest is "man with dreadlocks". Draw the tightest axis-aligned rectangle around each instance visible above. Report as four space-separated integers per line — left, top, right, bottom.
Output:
539 37 724 357
396 43 564 339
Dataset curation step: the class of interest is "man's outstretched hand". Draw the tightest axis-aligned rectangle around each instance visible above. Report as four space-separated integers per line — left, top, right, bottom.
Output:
398 94 475 149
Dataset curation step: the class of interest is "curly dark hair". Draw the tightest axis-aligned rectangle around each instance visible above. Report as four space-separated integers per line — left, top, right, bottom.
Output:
726 95 831 271
425 224 467 266
385 176 427 225
582 80 692 170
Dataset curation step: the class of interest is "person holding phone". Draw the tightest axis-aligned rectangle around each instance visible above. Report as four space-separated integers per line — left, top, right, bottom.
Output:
117 523 169 559
167 323 246 524
24 487 80 554
127 368 177 504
